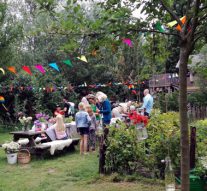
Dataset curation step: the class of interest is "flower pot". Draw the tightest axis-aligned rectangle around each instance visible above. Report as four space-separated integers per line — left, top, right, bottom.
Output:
6 153 17 164
18 149 31 164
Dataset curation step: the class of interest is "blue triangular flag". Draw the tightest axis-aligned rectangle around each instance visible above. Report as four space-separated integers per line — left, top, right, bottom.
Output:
49 63 60 72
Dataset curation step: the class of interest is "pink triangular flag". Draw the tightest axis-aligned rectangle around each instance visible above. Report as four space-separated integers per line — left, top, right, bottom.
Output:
35 64 45 74
122 38 133 47
22 66 32 75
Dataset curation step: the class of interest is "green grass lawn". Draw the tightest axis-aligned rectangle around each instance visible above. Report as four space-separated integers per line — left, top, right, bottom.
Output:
0 132 164 191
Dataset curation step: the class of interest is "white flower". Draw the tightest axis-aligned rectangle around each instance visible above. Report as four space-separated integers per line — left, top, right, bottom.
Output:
19 116 32 125
2 141 20 153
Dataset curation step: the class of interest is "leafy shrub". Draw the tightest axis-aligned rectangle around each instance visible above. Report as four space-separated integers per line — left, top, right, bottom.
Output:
188 92 207 106
105 123 146 174
146 110 180 177
154 92 179 112
105 110 181 178
191 119 207 157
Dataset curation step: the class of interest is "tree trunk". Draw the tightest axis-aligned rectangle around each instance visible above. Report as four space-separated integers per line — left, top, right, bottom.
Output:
179 45 190 191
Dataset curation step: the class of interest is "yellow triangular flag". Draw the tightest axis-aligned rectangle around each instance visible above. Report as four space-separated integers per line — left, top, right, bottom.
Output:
167 16 186 27
77 55 88 63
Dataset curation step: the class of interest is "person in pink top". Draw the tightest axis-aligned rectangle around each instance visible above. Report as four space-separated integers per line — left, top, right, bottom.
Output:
53 114 68 140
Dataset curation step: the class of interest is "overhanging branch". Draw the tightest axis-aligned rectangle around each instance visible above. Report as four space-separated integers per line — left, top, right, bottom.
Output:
190 0 201 38
160 0 183 26
48 27 179 38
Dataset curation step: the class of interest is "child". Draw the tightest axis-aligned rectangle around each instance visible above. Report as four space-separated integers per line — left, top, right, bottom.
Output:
86 105 97 152
75 102 91 154
54 114 68 140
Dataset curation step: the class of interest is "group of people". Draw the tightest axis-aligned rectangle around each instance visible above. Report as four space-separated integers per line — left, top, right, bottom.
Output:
50 91 111 155
39 89 153 155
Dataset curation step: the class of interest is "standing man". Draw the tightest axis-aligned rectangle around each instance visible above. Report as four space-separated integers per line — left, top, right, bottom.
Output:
139 89 153 117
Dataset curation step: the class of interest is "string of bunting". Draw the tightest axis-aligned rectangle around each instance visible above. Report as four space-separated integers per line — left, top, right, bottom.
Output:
0 57 85 76
0 16 188 77
0 81 146 93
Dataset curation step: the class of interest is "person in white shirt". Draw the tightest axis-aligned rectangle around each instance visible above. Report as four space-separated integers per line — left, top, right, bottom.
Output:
139 89 153 117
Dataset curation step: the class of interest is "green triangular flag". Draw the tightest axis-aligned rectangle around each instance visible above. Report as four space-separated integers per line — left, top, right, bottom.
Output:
155 22 165 32
63 59 73 67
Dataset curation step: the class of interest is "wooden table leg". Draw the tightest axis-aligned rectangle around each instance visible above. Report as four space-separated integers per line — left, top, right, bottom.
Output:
13 135 20 142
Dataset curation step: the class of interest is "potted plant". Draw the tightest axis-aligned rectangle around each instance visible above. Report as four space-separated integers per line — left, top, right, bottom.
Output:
19 116 33 131
2 141 20 164
34 113 50 131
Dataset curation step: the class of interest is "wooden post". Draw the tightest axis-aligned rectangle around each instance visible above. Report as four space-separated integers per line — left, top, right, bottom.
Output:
99 127 109 174
190 126 196 169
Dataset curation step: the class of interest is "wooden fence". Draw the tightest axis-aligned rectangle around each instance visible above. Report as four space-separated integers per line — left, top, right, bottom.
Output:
188 105 207 121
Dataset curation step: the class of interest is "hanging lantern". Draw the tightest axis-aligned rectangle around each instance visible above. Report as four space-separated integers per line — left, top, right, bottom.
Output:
136 123 148 141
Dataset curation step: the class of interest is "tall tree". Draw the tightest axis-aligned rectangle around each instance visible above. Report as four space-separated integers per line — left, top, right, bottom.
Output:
101 0 207 190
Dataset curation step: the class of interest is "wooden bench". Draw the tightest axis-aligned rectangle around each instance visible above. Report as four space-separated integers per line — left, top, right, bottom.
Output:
33 127 80 158
34 144 51 159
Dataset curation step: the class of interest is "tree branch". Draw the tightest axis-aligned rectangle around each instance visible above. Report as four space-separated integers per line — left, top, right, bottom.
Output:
190 0 201 38
160 0 183 26
48 27 179 38
198 13 207 24
193 33 205 43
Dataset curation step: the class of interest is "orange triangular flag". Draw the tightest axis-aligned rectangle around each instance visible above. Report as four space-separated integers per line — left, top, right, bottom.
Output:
91 49 97 56
8 66 17 74
176 16 186 31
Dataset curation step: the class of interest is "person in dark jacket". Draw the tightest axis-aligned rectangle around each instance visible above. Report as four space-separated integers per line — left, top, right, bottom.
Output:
96 92 112 126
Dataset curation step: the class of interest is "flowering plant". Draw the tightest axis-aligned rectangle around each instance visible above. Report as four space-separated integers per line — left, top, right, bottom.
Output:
34 113 50 128
128 111 148 126
19 116 33 126
2 141 20 154
35 113 49 122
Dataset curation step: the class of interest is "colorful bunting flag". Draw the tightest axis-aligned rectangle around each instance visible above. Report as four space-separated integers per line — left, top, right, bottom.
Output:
22 66 32 75
49 63 60 72
122 38 133 47
0 68 5 75
63 60 73 67
35 64 45 74
176 16 186 31
91 49 97 56
8 66 17 74
0 96 8 111
131 90 137 95
167 16 186 27
0 96 5 103
77 55 88 63
155 22 165 32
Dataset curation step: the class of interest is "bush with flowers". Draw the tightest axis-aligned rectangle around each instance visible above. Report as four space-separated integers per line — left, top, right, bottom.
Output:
34 113 50 129
2 141 20 154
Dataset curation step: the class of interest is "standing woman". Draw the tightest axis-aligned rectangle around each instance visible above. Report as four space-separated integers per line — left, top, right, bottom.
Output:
96 92 112 126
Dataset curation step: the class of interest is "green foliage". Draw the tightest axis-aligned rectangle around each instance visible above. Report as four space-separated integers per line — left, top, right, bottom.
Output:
146 111 180 173
105 123 146 174
106 111 180 177
191 119 207 157
154 92 179 112
189 119 207 177
188 92 207 106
